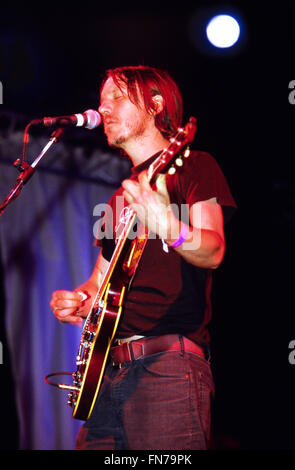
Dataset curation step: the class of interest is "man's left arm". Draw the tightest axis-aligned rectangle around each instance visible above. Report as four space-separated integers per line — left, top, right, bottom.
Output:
165 197 225 270
122 171 225 270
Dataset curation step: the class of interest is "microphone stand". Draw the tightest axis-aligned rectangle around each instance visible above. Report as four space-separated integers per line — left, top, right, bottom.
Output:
0 128 64 217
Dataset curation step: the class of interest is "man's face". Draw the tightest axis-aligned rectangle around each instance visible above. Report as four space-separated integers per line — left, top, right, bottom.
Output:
98 77 154 149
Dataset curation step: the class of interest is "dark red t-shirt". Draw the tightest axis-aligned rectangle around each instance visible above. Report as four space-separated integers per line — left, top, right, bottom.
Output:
94 150 237 348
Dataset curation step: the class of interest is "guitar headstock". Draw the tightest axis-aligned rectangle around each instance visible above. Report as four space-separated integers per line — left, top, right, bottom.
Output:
148 116 197 182
167 145 191 175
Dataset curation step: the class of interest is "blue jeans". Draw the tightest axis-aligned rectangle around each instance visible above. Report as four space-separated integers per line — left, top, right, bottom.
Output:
76 338 214 450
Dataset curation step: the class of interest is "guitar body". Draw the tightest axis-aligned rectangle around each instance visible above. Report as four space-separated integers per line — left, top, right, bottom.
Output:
70 222 142 420
71 297 122 420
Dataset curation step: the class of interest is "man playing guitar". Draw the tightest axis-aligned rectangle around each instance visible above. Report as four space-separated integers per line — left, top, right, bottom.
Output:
50 65 236 450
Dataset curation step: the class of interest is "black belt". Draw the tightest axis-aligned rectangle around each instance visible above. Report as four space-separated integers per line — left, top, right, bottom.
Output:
110 334 205 367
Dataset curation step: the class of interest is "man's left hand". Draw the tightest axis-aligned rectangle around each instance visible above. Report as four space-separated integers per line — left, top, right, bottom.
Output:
122 171 179 240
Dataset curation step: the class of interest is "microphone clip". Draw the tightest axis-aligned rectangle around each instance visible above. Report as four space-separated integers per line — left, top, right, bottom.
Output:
13 158 31 173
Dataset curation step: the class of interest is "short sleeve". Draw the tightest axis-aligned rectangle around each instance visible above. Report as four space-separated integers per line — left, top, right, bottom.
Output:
93 194 117 261
177 151 237 223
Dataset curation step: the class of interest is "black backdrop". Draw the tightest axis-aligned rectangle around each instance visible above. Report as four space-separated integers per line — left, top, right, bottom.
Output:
0 0 294 451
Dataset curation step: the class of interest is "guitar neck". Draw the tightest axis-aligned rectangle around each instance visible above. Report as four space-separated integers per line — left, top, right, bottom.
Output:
147 119 196 182
90 208 137 312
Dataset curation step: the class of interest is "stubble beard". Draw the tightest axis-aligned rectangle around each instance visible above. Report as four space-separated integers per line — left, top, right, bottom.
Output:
106 117 149 149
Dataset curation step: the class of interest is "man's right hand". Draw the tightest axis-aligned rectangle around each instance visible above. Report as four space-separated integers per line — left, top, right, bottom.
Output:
50 252 109 327
50 290 88 327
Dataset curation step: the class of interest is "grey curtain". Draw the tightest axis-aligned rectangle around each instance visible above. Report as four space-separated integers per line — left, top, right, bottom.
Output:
0 113 130 449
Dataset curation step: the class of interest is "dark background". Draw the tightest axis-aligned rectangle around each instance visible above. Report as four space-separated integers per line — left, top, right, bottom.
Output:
0 0 294 450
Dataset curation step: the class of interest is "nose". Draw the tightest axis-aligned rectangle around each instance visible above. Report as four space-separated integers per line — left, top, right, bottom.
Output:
98 99 112 116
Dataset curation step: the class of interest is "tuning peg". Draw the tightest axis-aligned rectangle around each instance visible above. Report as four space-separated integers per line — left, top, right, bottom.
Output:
168 166 176 175
175 157 183 167
184 147 190 158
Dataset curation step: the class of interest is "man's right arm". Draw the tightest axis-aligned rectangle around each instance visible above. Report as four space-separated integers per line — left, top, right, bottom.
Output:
50 251 110 326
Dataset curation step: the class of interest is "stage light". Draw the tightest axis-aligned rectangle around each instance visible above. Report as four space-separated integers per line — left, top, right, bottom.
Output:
206 14 240 48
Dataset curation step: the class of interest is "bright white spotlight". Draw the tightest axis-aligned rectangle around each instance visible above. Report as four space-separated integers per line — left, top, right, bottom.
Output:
206 14 240 48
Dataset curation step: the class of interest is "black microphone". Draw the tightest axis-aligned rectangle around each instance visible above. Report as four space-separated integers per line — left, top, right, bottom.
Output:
42 109 101 129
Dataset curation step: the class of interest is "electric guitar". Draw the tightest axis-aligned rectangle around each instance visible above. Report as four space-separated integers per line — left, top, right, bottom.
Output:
45 117 197 420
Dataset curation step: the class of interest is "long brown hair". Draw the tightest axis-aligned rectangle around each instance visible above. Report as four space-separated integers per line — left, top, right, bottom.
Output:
100 65 183 139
